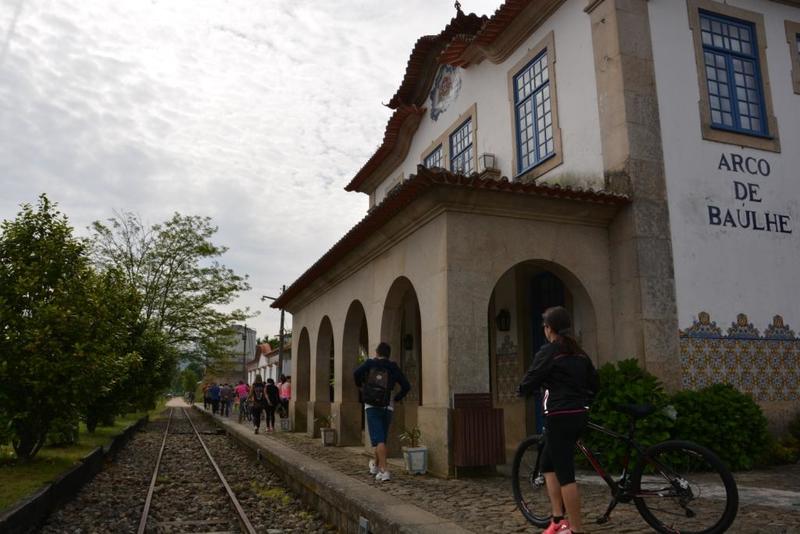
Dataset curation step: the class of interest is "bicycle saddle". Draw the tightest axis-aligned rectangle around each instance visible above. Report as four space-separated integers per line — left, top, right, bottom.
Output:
614 403 657 419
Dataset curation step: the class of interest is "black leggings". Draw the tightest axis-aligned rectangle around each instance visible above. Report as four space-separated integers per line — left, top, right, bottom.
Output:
251 405 263 428
265 405 276 428
541 412 588 485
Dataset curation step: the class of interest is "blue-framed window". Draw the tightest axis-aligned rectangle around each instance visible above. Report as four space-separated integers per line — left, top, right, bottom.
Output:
700 11 768 136
449 119 473 174
424 145 443 168
513 50 554 175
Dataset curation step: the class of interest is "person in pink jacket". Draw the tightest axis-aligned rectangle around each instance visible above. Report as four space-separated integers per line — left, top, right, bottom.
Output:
278 375 291 418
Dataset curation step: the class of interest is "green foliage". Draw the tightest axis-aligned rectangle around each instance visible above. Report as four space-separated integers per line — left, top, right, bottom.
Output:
179 367 199 394
0 196 138 459
90 211 251 349
671 383 769 470
768 434 800 465
788 410 800 441
583 359 673 468
314 414 335 428
45 418 79 447
1 199 250 459
399 426 422 448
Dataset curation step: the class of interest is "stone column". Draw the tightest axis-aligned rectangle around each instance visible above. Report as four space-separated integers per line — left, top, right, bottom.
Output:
587 0 680 387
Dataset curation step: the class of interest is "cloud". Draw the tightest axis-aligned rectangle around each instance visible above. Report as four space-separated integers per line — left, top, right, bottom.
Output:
0 0 500 339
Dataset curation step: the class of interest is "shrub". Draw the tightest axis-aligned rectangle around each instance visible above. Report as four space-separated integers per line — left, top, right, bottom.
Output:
788 410 800 441
582 359 673 468
45 418 79 447
671 383 769 470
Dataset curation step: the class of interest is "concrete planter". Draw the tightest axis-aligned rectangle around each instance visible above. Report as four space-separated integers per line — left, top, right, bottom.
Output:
320 427 336 446
402 446 428 474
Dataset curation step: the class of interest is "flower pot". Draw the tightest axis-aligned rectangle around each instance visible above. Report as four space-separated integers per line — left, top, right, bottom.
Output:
402 446 428 474
320 427 336 446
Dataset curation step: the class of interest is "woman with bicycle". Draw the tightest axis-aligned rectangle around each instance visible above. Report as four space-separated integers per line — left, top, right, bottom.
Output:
518 306 598 534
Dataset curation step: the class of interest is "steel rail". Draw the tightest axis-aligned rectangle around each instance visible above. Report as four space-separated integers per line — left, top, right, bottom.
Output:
137 408 174 534
182 407 257 534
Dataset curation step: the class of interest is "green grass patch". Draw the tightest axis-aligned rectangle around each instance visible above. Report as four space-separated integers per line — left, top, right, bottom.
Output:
251 481 292 505
0 400 166 511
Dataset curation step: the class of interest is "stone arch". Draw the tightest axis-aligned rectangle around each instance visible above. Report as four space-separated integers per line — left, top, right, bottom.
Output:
380 276 422 455
315 316 335 403
292 327 311 432
338 300 369 445
342 300 369 403
488 259 599 461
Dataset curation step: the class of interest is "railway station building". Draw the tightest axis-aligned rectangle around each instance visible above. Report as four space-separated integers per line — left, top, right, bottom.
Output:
273 0 800 477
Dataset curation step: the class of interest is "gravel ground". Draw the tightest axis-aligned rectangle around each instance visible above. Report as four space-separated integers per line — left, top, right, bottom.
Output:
39 408 335 533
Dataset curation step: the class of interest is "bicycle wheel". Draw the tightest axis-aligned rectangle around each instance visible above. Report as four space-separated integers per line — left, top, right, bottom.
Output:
633 440 738 534
511 435 551 527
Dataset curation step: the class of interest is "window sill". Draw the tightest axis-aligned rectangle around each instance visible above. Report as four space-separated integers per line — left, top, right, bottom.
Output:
514 152 561 183
701 119 781 153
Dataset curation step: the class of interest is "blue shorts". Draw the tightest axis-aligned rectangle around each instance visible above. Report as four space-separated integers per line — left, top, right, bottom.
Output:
365 407 393 446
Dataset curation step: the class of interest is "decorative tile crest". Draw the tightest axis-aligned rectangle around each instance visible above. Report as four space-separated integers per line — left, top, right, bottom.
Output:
727 313 760 339
764 315 796 340
679 312 799 402
680 311 722 338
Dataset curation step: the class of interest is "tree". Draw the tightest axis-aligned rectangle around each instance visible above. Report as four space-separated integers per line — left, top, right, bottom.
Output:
0 196 136 458
90 212 251 351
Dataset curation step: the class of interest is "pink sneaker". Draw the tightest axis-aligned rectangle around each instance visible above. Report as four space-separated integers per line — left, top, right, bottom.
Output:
541 519 570 534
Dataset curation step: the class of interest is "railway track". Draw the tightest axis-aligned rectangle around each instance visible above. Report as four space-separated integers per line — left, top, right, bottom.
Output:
137 407 256 534
39 404 334 533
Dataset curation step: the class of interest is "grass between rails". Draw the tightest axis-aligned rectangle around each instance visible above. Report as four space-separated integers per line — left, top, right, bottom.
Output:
0 399 167 511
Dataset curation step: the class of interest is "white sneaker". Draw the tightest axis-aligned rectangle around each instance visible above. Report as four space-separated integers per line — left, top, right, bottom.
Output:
368 460 378 475
375 470 391 482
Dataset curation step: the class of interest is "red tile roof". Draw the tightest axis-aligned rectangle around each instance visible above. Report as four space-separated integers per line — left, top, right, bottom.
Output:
344 105 425 193
349 1 543 193
386 11 486 109
438 0 538 66
274 167 629 309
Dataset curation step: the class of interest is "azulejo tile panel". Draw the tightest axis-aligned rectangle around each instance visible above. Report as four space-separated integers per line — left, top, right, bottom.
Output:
680 312 799 401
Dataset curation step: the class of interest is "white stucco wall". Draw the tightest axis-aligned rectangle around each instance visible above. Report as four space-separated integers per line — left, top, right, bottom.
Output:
650 0 800 331
373 0 604 204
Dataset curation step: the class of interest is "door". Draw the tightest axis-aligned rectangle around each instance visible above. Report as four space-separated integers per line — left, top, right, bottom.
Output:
527 272 565 434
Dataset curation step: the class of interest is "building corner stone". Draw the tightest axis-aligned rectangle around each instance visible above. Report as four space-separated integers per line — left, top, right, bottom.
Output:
589 0 680 390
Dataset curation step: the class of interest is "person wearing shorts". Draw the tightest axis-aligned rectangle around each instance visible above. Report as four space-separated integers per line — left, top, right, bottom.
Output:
354 342 410 482
517 306 598 534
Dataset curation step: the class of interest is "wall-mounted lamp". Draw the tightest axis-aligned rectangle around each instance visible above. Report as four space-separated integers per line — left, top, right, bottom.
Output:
479 153 498 173
495 309 511 332
403 334 414 351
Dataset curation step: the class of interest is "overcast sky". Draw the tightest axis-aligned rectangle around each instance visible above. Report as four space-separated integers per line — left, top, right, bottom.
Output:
0 0 499 341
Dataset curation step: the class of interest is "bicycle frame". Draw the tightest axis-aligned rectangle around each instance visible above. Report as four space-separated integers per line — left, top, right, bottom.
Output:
572 419 654 524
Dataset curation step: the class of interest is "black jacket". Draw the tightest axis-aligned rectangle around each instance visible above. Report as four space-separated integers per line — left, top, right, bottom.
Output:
518 341 598 415
353 357 411 404
265 384 280 407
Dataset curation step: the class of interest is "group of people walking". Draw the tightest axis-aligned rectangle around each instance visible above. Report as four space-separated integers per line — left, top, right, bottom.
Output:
202 375 292 433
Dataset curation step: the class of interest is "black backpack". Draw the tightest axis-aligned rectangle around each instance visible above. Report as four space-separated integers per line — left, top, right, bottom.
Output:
362 365 391 407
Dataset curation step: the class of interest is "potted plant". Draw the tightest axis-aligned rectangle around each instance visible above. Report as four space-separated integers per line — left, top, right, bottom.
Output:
399 425 427 474
315 414 336 446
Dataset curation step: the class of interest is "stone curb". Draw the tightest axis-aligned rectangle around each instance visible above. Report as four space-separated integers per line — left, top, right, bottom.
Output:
194 406 471 534
0 415 150 534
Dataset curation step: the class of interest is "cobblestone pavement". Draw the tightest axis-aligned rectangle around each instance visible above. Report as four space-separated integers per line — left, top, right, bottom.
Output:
215 412 800 534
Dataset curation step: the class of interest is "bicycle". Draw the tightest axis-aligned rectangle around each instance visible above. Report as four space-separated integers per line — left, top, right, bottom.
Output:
512 403 738 534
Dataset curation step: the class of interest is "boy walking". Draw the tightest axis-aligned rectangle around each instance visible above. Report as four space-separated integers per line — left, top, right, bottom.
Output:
353 342 410 482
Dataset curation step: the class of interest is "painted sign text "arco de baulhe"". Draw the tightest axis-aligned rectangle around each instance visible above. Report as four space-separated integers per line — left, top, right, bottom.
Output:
707 153 792 234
